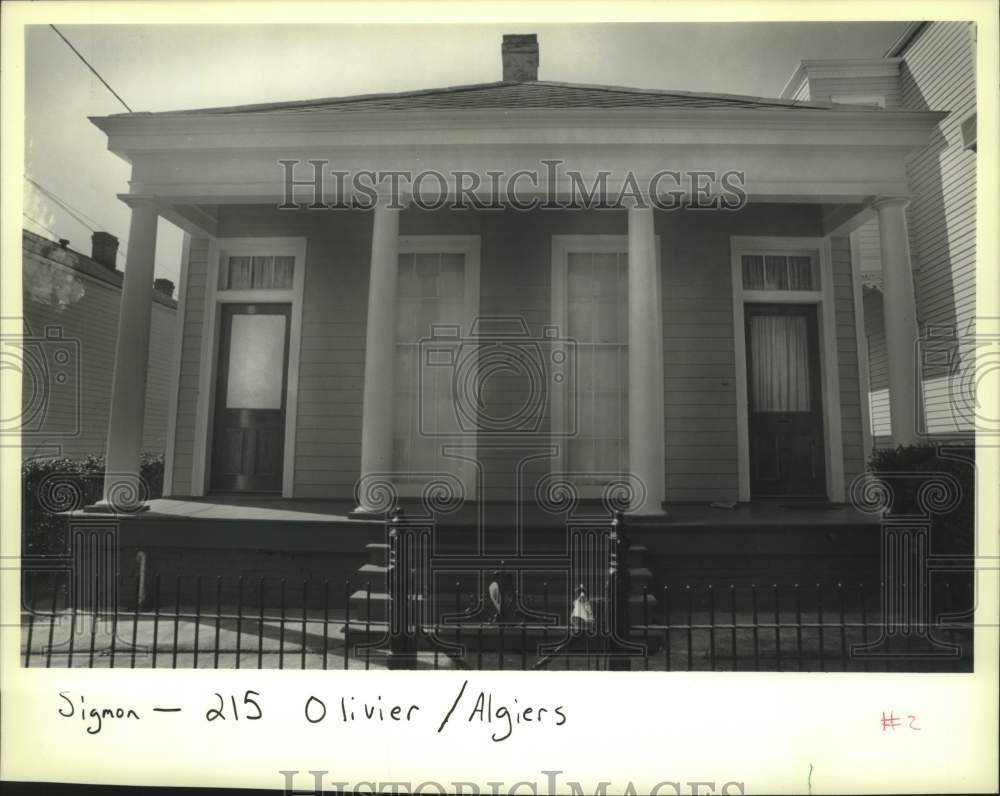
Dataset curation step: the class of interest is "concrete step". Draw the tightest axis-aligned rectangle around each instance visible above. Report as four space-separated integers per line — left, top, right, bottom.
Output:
627 543 648 567
364 543 389 566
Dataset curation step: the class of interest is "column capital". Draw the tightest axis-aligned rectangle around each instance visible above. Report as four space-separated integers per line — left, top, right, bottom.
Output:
117 194 162 211
869 195 914 212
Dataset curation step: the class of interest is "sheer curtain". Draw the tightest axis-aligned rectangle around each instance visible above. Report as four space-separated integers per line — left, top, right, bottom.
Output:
749 315 811 412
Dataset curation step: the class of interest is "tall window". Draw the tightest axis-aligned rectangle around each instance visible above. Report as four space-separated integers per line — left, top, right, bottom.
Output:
392 241 478 492
561 248 629 477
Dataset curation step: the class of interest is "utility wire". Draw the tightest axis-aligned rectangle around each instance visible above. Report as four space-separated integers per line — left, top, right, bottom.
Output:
24 176 175 274
23 213 62 240
26 177 102 233
49 24 133 113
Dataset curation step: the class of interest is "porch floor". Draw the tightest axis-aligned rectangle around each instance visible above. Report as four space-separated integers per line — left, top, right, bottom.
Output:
130 497 878 529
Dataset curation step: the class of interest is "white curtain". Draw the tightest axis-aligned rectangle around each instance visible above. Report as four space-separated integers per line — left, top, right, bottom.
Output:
749 315 811 412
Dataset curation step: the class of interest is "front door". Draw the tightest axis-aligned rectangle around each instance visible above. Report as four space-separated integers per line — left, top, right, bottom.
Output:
211 303 290 493
745 303 825 498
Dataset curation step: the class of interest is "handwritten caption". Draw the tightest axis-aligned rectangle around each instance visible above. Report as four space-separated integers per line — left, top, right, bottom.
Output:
57 680 566 742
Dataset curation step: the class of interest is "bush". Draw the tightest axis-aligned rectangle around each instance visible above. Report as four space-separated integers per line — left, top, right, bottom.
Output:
22 452 164 555
867 443 974 554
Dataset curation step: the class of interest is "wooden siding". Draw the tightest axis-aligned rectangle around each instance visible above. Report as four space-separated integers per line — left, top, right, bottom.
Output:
900 22 976 431
831 235 866 486
169 235 209 494
21 240 176 462
862 287 892 439
169 204 869 504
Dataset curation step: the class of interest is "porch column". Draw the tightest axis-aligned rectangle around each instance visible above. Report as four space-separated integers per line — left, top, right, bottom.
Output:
627 205 666 515
356 202 401 513
874 197 923 445
101 202 159 509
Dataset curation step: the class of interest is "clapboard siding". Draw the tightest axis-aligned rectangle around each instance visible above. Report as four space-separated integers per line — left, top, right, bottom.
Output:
168 204 861 503
862 287 891 438
169 235 209 493
21 232 177 463
831 236 865 487
898 21 976 431
657 205 824 502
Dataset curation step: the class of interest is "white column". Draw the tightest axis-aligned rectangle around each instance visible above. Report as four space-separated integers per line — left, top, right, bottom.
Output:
102 202 159 509
356 202 401 513
627 205 666 515
874 197 923 445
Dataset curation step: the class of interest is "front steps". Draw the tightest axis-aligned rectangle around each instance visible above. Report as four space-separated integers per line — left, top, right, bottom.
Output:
345 529 665 648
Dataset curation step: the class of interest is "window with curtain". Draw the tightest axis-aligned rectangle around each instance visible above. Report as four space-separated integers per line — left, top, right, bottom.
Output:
749 315 811 412
220 255 295 290
565 251 628 474
393 251 467 479
742 253 817 291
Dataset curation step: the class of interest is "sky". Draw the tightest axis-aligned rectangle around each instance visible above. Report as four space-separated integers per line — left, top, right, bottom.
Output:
23 21 911 284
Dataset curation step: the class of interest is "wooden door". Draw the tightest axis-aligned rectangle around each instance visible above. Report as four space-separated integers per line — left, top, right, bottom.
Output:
210 303 290 493
745 303 826 498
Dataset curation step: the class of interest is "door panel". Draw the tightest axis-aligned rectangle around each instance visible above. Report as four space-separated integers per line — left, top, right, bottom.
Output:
745 304 825 498
211 303 290 493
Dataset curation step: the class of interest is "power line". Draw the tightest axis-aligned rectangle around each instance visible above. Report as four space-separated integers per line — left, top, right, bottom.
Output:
24 176 175 274
26 176 102 233
22 212 62 240
49 24 133 113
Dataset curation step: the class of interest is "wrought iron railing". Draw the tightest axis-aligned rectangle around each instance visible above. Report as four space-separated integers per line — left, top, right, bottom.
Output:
20 572 973 672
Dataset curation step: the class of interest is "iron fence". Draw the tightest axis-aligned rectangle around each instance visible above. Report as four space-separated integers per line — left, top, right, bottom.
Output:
20 573 973 672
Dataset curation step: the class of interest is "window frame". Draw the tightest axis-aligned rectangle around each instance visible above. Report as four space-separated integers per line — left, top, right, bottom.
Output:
192 237 307 498
730 236 844 503
391 235 481 499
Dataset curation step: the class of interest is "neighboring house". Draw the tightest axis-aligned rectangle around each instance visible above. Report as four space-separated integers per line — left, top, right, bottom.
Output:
781 21 977 447
87 32 947 517
20 229 177 461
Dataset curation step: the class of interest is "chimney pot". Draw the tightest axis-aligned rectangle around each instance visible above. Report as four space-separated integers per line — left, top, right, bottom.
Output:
58 238 70 249
502 34 539 82
91 231 119 269
153 278 175 298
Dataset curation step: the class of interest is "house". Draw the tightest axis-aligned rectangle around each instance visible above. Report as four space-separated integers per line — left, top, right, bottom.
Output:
19 228 177 462
781 21 978 446
83 32 955 595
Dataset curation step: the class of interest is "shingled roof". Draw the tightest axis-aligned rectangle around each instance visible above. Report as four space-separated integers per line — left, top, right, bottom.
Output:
118 79 868 118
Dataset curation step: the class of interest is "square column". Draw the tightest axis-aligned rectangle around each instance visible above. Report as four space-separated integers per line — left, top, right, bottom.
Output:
874 197 923 445
355 202 401 513
627 205 667 515
101 202 159 510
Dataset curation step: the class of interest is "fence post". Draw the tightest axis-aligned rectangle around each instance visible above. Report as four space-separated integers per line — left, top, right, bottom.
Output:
607 510 632 671
387 507 418 670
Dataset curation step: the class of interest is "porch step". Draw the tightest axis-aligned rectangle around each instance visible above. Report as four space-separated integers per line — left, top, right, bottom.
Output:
627 543 648 567
364 543 389 566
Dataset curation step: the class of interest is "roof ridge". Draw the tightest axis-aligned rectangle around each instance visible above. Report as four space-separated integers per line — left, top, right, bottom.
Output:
108 78 844 118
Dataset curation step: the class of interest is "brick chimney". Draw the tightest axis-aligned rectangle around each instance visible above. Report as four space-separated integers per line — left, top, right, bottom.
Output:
91 231 119 269
502 34 539 82
153 278 175 298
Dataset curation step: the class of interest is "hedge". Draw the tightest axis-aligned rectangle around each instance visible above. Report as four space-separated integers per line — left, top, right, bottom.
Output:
22 452 164 555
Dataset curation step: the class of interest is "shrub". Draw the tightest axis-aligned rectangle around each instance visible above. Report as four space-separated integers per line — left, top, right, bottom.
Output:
867 443 974 554
21 452 164 556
